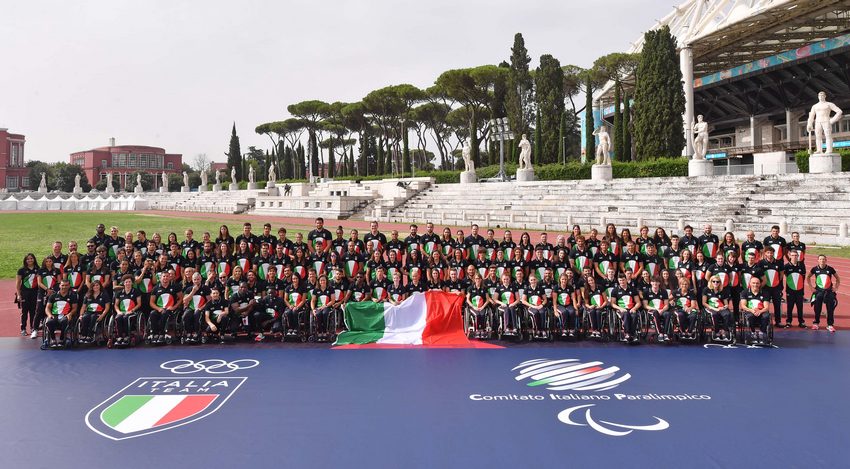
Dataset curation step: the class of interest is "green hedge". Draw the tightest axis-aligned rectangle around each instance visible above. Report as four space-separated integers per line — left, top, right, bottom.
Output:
282 158 689 185
794 149 850 173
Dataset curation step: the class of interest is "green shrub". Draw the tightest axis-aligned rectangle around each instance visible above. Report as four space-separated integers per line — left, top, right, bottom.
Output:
795 149 850 173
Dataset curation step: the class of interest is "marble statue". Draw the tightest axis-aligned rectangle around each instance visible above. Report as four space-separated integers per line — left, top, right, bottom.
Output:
200 170 208 186
462 138 475 172
593 127 611 165
215 170 221 184
230 167 237 185
248 166 255 183
39 173 47 191
136 174 142 189
74 174 81 190
182 171 189 187
518 134 532 170
268 163 276 182
807 91 844 154
692 115 709 160
106 172 113 188
161 172 167 188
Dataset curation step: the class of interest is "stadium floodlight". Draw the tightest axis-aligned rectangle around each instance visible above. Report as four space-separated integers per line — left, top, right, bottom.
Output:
490 117 513 182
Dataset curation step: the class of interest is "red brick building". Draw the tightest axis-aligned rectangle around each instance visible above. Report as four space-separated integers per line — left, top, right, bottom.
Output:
70 142 182 190
0 129 29 191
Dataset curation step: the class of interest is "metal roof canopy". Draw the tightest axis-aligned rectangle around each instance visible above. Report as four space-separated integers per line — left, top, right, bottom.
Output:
595 0 850 102
694 46 850 124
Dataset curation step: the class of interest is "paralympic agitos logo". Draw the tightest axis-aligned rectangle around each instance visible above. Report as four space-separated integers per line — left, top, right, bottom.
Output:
85 359 259 440
469 358 711 437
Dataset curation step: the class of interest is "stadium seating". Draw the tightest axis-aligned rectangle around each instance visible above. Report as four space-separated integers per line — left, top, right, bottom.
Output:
384 172 850 244
142 190 262 214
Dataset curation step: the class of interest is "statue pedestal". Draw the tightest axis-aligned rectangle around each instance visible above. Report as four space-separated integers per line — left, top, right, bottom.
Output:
809 153 842 173
134 187 143 194
212 184 222 192
228 183 238 191
105 187 114 194
247 183 258 190
72 187 82 194
460 171 477 184
181 186 190 192
516 168 535 182
266 181 276 189
591 164 613 182
198 185 207 192
688 159 714 177
159 187 167 193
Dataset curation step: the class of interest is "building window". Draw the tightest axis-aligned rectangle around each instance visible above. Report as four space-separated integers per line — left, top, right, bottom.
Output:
21 177 29 188
10 145 19 166
6 176 18 189
167 162 174 169
129 154 137 167
101 159 108 168
140 154 147 168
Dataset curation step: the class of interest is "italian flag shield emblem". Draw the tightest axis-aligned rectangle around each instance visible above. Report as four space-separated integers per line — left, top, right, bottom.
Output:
785 272 803 291
423 241 437 256
136 278 152 294
667 256 680 270
200 262 213 278
528 295 543 306
471 296 485 308
117 299 136 314
816 274 832 290
702 242 717 259
598 261 612 276
763 270 780 288
649 298 664 310
68 271 83 288
676 297 690 309
589 294 603 307
707 297 724 309
747 299 765 310
574 256 590 272
217 262 231 277
345 261 360 277
236 258 251 273
557 293 570 306
22 274 35 289
500 291 515 304
52 300 71 316
156 294 174 310
85 377 246 441
257 263 270 281
190 295 206 310
617 297 634 309
371 287 387 301
293 265 306 279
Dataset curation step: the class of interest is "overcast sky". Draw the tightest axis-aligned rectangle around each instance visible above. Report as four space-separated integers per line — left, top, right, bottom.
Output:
0 0 674 164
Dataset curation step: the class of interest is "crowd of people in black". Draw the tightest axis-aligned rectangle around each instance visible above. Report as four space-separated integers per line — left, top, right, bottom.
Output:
14 217 841 348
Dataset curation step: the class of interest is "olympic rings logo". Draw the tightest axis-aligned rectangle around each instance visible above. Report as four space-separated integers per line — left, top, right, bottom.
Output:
160 359 260 374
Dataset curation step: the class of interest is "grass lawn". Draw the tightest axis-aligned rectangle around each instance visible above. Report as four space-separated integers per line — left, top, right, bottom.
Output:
0 213 316 279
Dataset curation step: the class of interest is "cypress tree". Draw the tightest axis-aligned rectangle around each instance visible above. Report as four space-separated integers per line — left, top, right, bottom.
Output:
227 123 242 181
402 129 411 176
328 137 336 178
376 139 384 175
634 25 685 159
613 82 622 159
558 111 566 164
533 112 541 165
584 77 595 162
282 146 294 180
623 92 632 161
310 133 319 178
506 33 533 140
296 143 306 179
348 146 355 176
534 54 565 164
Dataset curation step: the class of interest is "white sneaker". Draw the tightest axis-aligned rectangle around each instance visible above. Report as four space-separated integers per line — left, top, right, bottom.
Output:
20 330 27 336
827 325 835 333
811 324 820 331
30 330 38 339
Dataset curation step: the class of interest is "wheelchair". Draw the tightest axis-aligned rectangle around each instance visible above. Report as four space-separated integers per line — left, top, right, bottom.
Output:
640 308 673 344
105 312 142 348
671 308 703 343
526 305 554 341
496 304 524 342
144 308 179 345
741 313 774 347
465 304 494 340
282 307 309 342
580 306 605 340
76 312 109 347
308 307 337 343
40 314 79 350
702 308 737 345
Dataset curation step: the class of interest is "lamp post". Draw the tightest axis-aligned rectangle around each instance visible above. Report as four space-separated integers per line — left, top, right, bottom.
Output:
490 117 513 181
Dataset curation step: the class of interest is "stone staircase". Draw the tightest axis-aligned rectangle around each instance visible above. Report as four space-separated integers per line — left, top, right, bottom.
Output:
143 190 262 214
386 173 850 244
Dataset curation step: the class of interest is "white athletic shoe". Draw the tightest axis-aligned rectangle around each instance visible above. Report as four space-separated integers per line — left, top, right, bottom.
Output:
827 325 835 333
30 330 38 339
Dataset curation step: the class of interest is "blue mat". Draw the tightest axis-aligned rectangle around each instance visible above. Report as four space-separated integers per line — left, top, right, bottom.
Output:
2 333 848 468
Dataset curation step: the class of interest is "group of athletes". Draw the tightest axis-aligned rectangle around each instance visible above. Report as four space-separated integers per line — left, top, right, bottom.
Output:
14 217 842 348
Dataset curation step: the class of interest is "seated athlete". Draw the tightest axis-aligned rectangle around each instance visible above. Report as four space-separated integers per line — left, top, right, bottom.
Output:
493 272 520 334
202 288 230 343
703 274 734 340
610 273 641 343
740 276 771 342
552 271 578 337
522 275 549 338
254 286 285 342
671 278 699 338
642 277 671 342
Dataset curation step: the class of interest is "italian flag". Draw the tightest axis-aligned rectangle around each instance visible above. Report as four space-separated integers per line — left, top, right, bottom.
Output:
109 244 120 259
369 239 383 252
189 294 206 310
534 267 546 281
293 265 306 279
574 256 590 272
199 262 214 278
502 247 513 260
257 263 270 281
22 274 35 289
316 293 331 307
335 291 469 346
617 296 635 309
646 262 660 277
117 298 136 314
598 261 611 275
217 262 231 277
101 394 217 435
763 270 780 288
747 299 765 310
136 278 152 294
702 242 717 259
423 241 437 256
236 258 251 272
52 300 72 316
442 244 453 257
667 256 680 270
816 274 832 290
557 292 571 306
156 293 175 310
68 271 83 288
589 293 603 307
470 295 486 308
313 261 326 275
649 298 664 310
676 297 690 309
345 260 361 277
707 297 725 309
527 294 544 306
86 302 104 313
